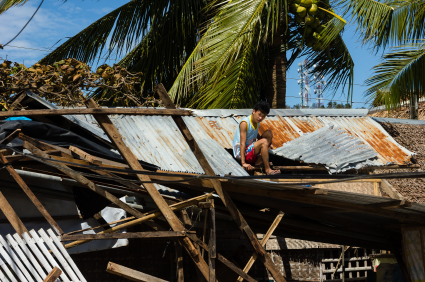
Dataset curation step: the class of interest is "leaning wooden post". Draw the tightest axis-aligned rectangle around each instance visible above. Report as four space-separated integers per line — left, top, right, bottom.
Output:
155 83 286 282
0 191 28 235
237 211 284 282
0 152 63 235
84 99 212 281
175 241 184 282
209 199 216 282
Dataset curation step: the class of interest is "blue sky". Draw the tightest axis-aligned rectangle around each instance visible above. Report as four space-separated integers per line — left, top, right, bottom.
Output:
0 0 385 108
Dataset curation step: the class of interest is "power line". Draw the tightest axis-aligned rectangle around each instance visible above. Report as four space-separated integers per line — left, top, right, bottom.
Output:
285 95 370 104
1 45 120 61
3 0 44 47
286 77 368 87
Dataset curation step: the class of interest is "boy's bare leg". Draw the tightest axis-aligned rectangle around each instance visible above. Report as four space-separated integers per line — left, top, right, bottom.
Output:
253 131 280 175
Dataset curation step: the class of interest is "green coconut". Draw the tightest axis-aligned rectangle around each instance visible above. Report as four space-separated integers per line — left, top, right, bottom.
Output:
311 17 320 28
296 6 307 17
313 32 321 39
300 0 312 7
305 14 315 25
308 4 318 15
311 0 318 4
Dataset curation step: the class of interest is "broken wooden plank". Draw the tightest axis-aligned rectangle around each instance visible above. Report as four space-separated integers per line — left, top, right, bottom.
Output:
0 108 191 117
0 191 28 235
186 233 257 282
61 231 186 241
380 179 405 200
64 193 212 248
0 129 21 145
84 99 211 281
272 165 420 170
237 211 284 282
156 83 285 282
208 199 216 282
367 200 412 209
107 262 169 282
0 152 63 235
221 180 425 223
43 267 62 282
22 140 147 221
175 242 184 282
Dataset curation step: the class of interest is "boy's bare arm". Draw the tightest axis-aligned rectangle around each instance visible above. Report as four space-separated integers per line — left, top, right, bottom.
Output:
239 122 252 169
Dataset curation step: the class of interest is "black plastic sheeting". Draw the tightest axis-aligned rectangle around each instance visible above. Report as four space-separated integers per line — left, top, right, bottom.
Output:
0 120 159 171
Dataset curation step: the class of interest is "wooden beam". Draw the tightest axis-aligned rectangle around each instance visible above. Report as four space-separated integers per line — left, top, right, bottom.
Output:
0 191 28 235
380 179 404 200
0 129 21 145
186 233 258 282
22 140 147 220
84 99 211 281
0 152 63 235
0 108 191 117
221 180 425 223
155 83 285 282
175 241 184 282
208 199 216 282
43 267 62 282
272 165 420 171
367 200 412 209
237 212 284 282
61 231 185 241
64 193 212 248
107 262 169 282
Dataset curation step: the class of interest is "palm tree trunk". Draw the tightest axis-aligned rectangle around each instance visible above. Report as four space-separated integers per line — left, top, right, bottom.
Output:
267 25 287 109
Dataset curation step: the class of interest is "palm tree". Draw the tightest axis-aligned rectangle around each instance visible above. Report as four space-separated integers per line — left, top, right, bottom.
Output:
1 0 355 109
338 0 425 117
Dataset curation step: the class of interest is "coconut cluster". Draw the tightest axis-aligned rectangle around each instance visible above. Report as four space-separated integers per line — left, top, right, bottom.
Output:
289 0 330 51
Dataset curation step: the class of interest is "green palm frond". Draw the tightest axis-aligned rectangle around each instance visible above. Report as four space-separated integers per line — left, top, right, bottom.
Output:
337 0 394 48
169 0 282 104
387 0 425 43
0 0 29 14
189 40 268 109
304 34 354 99
86 0 206 106
365 42 425 109
38 0 205 65
315 8 346 50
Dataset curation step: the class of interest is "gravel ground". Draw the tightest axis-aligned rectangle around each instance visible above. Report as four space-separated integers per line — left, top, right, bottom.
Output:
375 122 425 203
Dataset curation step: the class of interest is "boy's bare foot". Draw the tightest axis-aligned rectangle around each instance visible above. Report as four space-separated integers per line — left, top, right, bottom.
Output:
266 168 281 175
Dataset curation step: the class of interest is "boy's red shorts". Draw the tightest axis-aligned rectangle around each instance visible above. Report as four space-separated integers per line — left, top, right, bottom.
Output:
245 143 257 164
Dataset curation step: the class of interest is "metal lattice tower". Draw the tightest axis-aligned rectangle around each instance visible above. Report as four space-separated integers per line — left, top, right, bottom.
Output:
297 60 311 108
313 65 326 108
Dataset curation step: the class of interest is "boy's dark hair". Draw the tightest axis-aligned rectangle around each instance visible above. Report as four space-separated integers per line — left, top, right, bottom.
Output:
253 101 270 115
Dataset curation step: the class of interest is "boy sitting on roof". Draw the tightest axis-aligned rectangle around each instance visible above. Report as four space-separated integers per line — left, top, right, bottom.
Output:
232 101 280 175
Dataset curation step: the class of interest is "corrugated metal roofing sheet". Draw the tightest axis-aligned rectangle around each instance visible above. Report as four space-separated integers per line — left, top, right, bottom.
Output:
23 92 413 173
273 126 379 173
191 108 369 117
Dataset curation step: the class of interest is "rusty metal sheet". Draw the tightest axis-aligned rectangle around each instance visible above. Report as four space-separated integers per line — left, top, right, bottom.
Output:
317 117 413 165
234 116 303 148
288 116 324 133
190 116 238 149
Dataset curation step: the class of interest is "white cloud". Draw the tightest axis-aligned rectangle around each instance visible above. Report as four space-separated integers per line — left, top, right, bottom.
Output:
0 0 118 65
